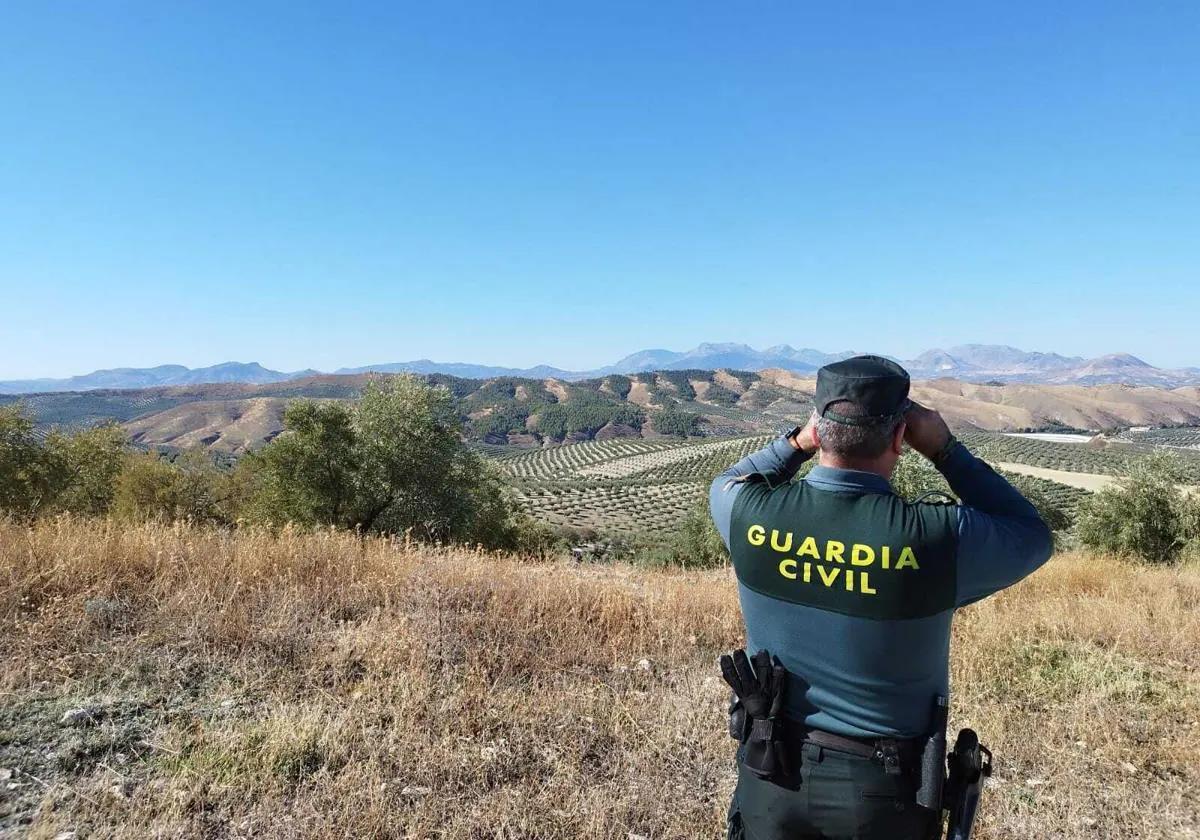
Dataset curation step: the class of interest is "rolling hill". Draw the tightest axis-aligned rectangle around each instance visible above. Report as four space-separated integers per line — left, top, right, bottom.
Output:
7 368 1200 454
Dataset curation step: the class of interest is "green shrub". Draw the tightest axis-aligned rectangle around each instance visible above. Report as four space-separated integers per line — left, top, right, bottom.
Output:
1178 537 1200 568
1076 453 1195 562
112 450 231 525
246 401 359 528
0 407 129 520
637 499 729 569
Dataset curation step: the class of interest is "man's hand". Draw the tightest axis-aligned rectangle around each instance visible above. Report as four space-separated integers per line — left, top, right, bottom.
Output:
904 401 952 461
788 412 820 454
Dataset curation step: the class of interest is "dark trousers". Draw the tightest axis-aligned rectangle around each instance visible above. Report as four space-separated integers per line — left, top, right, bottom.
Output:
728 743 941 840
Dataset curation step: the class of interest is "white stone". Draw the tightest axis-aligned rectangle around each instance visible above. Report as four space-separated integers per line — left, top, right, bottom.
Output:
58 708 95 727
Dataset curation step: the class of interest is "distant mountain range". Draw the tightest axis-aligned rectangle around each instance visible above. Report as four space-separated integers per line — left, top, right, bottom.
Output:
0 362 320 394
4 344 1200 394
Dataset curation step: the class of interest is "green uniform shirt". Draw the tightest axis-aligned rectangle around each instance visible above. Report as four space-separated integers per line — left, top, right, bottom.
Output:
710 437 1053 738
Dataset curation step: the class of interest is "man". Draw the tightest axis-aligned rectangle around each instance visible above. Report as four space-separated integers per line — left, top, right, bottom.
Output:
710 355 1053 839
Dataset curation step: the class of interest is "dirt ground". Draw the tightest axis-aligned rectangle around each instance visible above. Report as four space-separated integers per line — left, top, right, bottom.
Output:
997 462 1119 492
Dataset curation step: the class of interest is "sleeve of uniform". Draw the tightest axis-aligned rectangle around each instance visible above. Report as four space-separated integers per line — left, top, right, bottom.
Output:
936 440 1054 606
709 435 813 548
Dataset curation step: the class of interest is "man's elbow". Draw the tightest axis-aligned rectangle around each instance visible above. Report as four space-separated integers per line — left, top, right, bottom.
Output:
708 478 727 522
709 475 727 506
708 480 736 550
1027 516 1055 569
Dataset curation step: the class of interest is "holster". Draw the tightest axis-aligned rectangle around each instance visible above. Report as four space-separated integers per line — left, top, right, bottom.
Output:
728 691 749 742
945 728 992 840
913 696 994 840
915 696 949 811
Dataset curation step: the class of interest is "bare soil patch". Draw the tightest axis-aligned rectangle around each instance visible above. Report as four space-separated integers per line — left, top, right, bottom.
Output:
542 379 571 403
625 381 654 407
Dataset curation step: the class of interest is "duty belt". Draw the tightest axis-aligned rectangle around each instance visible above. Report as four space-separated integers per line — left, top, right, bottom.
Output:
795 727 921 775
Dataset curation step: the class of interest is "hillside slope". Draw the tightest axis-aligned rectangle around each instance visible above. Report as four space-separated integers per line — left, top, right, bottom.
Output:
760 371 1200 431
124 397 293 453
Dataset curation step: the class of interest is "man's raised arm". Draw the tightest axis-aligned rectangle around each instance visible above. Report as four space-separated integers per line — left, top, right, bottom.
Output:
904 403 1054 606
709 418 818 548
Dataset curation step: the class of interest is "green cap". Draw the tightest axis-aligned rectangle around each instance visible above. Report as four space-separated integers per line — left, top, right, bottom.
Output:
815 355 911 426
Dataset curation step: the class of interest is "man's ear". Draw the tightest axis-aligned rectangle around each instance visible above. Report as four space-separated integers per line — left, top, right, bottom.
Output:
891 421 906 456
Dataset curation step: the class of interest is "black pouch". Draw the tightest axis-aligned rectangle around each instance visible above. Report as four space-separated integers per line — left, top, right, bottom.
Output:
742 716 788 779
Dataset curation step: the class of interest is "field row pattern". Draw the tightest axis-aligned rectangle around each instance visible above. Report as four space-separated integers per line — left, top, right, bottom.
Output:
485 433 1126 535
1113 427 1200 450
497 437 728 479
513 480 707 532
578 435 774 479
959 432 1200 482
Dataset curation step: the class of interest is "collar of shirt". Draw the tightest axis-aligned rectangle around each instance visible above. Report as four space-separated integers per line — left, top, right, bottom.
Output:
805 465 894 495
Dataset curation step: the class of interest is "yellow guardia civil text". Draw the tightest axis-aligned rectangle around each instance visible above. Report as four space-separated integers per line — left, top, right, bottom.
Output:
745 524 920 596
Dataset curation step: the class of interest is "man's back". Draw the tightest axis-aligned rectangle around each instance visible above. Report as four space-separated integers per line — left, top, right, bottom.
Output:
712 440 1053 738
709 358 1053 839
729 470 959 738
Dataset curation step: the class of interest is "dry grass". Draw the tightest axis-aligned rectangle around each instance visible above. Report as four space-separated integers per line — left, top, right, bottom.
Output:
0 518 1197 839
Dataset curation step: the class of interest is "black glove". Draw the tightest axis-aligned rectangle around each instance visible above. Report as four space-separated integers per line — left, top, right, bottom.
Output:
720 649 785 720
719 649 788 779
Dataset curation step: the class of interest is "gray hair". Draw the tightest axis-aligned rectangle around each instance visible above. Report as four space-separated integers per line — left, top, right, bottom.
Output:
816 402 904 460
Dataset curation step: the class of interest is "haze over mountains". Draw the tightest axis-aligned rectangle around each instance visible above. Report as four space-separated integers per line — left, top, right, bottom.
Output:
4 343 1200 394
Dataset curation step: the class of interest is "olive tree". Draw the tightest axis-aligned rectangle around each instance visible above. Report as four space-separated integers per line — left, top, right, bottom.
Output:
351 376 466 536
247 400 359 528
0 404 55 519
247 375 539 549
43 424 128 517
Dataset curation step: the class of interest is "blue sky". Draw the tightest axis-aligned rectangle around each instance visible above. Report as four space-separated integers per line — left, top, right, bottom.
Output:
2 1 1197 378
